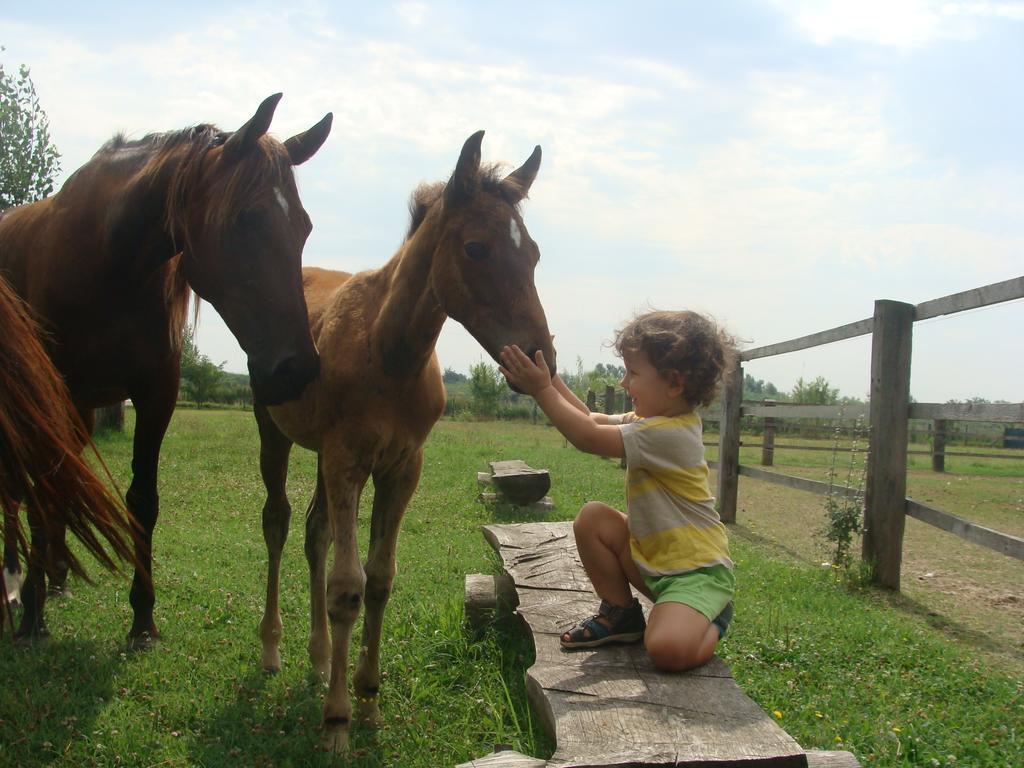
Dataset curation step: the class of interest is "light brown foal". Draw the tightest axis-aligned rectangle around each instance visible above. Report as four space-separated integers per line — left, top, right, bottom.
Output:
254 131 554 752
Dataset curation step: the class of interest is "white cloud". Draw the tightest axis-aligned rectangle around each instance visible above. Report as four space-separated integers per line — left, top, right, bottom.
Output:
397 2 429 27
942 1 1024 21
773 0 983 47
4 4 1021 402
619 58 701 91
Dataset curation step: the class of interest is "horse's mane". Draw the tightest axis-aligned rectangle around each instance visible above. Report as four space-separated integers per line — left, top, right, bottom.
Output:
405 163 527 240
99 124 291 355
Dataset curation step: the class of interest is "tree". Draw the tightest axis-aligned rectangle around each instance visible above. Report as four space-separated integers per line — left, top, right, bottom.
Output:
181 323 201 373
592 362 625 383
743 374 779 401
791 376 839 405
468 360 503 419
442 367 467 384
1 52 61 209
182 358 226 407
179 324 225 407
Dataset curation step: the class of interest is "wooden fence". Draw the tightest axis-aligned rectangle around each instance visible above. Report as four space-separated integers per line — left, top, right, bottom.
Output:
701 410 1024 469
711 276 1023 589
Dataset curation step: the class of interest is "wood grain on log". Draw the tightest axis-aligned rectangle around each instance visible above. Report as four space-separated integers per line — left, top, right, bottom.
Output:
465 522 859 767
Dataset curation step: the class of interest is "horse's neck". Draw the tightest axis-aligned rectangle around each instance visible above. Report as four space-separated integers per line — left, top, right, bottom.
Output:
372 239 446 379
101 150 182 272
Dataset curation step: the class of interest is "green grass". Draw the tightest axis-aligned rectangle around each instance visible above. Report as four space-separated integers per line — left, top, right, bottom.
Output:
724 543 1022 766
1 411 1021 766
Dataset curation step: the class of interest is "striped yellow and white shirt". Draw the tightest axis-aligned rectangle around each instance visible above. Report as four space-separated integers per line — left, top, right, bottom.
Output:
610 411 732 577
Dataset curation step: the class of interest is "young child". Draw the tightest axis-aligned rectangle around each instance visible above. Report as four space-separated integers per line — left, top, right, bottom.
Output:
499 310 736 672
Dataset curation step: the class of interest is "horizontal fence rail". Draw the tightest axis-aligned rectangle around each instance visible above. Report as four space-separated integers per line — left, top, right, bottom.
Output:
905 500 1024 561
913 275 1024 321
739 276 1024 362
740 318 874 362
705 441 1024 459
741 404 869 420
909 402 1024 423
707 460 864 499
707 402 1022 423
716 275 1024 588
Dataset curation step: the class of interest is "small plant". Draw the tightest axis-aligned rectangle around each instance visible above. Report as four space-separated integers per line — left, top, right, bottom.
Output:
823 414 868 569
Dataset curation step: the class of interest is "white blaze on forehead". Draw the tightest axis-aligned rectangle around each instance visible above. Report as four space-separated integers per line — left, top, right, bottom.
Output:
273 186 290 217
509 217 522 249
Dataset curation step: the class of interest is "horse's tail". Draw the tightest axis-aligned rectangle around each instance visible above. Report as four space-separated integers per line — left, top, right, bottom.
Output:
0 275 138 612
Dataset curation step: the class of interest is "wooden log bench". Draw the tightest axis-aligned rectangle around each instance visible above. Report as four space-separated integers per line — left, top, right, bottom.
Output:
477 459 554 511
462 522 860 768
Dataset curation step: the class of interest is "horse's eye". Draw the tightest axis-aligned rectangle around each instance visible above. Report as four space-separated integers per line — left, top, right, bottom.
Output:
464 242 488 261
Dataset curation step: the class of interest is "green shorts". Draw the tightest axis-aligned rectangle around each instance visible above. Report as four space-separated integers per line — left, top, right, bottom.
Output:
643 564 735 632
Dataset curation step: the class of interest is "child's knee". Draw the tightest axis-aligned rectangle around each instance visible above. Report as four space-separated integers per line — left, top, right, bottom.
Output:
645 635 710 672
644 611 718 672
574 502 604 533
575 500 622 529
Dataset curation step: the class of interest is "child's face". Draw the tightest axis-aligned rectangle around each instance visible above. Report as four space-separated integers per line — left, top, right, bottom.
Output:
619 349 686 418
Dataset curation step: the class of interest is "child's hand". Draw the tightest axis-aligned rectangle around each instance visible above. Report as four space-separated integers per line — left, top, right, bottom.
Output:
499 345 553 396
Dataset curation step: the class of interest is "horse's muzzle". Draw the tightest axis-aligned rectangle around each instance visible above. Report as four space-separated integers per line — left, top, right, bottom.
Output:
250 351 320 405
498 345 556 396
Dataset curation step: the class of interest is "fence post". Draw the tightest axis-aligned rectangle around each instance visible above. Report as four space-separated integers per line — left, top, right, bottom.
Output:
93 401 125 433
716 364 743 524
863 299 914 590
761 399 776 466
586 389 596 412
931 419 946 472
603 385 615 416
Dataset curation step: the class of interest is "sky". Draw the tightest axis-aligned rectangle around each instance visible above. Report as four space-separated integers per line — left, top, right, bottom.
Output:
2 1 1022 403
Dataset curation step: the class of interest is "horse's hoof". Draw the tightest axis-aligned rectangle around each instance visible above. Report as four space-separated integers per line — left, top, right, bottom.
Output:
46 584 71 599
322 723 350 754
127 630 161 651
261 649 282 673
13 627 50 645
356 697 382 729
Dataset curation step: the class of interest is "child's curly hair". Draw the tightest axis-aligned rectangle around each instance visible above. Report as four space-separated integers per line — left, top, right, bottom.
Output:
613 310 737 409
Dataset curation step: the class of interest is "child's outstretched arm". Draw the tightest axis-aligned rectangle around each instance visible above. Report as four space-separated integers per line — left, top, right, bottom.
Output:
552 374 616 424
552 374 589 415
500 345 624 458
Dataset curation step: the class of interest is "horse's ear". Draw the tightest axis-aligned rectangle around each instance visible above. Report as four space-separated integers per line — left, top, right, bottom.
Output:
502 145 542 203
222 93 282 164
444 130 484 207
286 113 333 166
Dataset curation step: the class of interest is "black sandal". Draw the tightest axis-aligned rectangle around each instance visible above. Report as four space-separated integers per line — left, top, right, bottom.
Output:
560 597 646 649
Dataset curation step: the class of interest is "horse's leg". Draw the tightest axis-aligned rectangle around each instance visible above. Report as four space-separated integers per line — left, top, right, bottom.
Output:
14 506 51 640
44 525 71 597
3 505 24 611
318 446 368 754
304 456 331 681
354 452 422 729
254 404 293 673
125 390 175 648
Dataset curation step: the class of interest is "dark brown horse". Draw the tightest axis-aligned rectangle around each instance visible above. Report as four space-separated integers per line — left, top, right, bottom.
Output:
0 94 331 646
254 131 553 752
1 275 136 631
